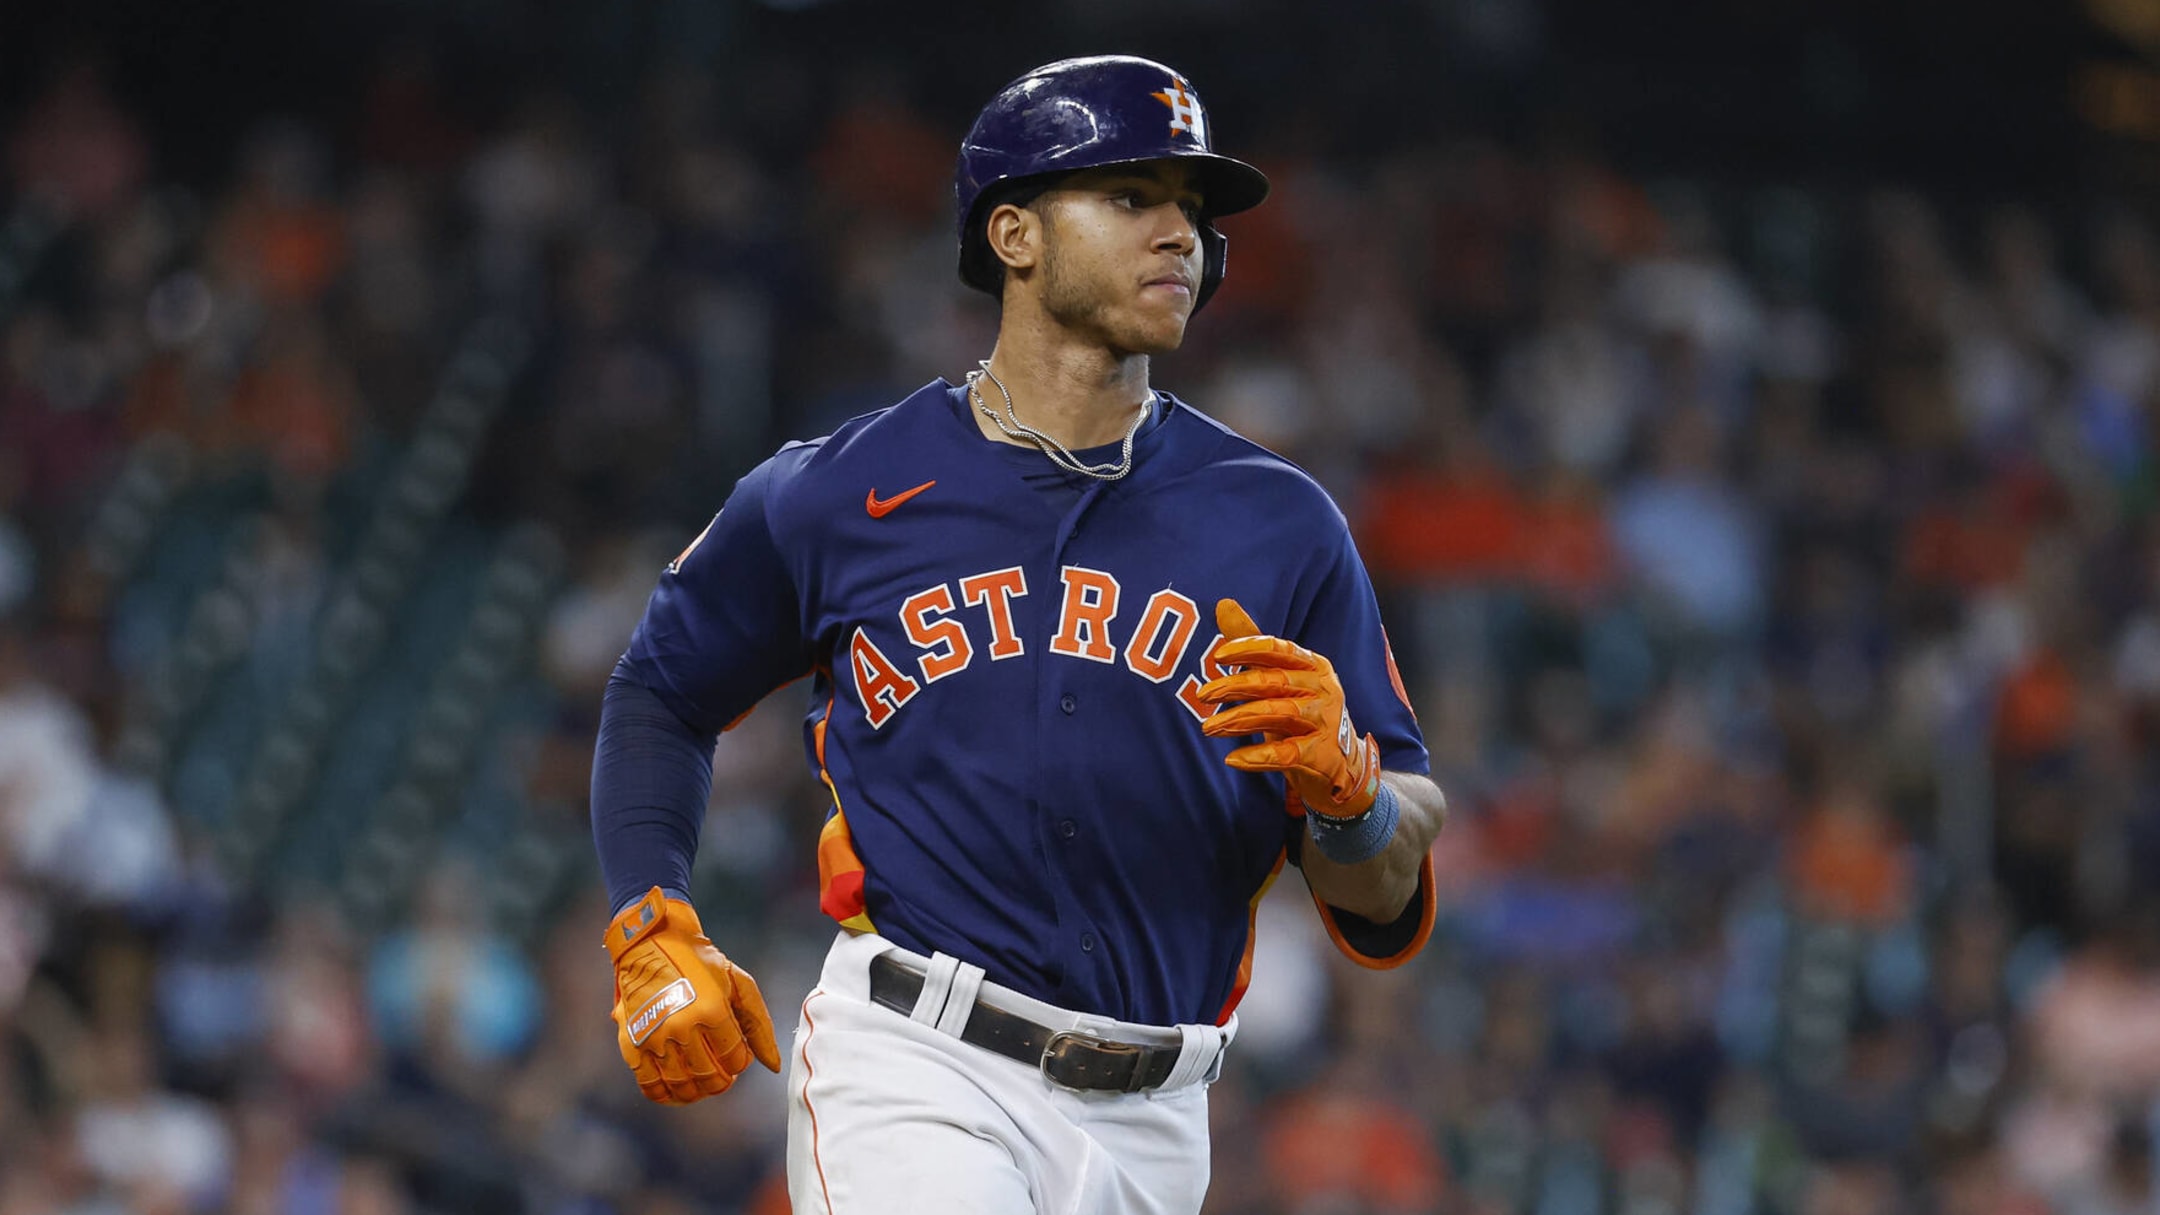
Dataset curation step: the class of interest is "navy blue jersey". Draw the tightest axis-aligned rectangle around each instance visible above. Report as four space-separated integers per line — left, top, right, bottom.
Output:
617 381 1427 1027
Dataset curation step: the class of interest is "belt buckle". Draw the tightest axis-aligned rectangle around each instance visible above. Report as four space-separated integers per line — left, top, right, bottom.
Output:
1040 1029 1147 1093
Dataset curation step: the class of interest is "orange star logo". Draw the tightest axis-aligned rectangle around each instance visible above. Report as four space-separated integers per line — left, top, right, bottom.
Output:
1150 78 1206 142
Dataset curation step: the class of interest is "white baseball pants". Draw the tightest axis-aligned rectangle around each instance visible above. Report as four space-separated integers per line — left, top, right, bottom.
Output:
785 930 1234 1215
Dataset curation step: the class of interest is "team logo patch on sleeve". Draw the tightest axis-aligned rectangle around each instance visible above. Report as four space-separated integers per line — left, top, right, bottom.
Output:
627 978 696 1046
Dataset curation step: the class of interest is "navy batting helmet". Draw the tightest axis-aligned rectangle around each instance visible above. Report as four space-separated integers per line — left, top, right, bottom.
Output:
955 55 1270 312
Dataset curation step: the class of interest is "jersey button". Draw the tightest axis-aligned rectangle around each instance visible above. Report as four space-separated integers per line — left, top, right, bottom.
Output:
1060 693 1077 714
1058 818 1077 840
1080 932 1096 952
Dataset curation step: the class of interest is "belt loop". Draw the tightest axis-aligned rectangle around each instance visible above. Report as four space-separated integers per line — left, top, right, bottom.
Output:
1158 1024 1222 1091
1206 1012 1238 1083
936 958 986 1038
911 953 962 1027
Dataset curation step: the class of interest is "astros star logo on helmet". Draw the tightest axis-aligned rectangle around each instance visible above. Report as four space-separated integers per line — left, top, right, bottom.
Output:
1151 78 1206 143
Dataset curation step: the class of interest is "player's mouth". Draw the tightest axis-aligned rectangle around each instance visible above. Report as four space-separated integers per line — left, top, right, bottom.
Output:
1142 271 1194 301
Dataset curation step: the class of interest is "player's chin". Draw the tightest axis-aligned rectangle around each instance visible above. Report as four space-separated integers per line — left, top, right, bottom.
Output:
1121 301 1192 353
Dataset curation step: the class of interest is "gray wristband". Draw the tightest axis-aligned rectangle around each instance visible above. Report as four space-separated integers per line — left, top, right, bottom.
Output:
1308 781 1400 865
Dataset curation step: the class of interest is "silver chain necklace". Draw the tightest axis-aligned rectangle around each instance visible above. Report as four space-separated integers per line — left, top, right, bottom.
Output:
966 360 1152 482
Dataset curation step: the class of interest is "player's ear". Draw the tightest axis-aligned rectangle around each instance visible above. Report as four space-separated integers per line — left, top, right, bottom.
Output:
985 200 1044 278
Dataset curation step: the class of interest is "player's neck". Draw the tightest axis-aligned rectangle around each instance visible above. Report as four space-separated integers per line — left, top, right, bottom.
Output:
971 329 1151 452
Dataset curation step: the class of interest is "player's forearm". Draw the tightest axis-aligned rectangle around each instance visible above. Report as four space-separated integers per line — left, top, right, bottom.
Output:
591 665 720 914
1298 770 1445 923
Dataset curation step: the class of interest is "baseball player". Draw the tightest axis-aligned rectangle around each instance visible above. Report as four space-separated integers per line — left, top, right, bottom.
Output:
590 55 1446 1214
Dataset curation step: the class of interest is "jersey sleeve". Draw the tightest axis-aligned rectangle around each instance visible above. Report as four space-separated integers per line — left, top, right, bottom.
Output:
1286 826 1439 970
1287 515 1437 969
591 668 717 914
619 453 815 734
1289 516 1427 776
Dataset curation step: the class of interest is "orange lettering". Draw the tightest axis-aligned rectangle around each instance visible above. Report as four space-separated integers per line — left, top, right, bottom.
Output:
849 629 922 729
901 584 974 683
959 567 1029 660
1049 567 1121 663
1124 589 1200 683
1176 633 1231 722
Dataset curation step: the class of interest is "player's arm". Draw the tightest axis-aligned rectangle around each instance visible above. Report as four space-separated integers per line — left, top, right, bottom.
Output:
592 452 812 1103
1293 770 1445 922
1195 599 1444 920
1197 588 1443 968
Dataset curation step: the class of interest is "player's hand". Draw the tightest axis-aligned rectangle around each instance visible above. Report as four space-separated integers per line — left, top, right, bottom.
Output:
1196 598 1382 819
605 887 782 1105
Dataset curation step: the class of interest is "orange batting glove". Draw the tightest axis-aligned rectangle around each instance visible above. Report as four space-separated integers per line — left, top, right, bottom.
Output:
605 887 782 1105
1196 598 1383 819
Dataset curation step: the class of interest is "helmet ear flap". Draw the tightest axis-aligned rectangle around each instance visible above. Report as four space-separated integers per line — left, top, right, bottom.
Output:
1193 222 1229 314
958 215 1003 295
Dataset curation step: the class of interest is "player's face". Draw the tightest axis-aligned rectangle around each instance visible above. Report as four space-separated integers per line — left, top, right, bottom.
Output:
1033 163 1206 355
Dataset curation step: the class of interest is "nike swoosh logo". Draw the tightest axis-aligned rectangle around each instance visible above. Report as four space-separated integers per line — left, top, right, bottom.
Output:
866 480 936 518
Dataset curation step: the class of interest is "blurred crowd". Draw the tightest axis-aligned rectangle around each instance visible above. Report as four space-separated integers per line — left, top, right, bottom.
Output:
4 27 2160 1215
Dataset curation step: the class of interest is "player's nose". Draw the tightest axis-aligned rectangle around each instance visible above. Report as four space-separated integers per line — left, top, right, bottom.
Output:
1150 204 1198 258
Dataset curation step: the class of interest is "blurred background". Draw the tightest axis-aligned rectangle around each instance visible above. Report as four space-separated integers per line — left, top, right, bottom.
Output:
4 0 2160 1211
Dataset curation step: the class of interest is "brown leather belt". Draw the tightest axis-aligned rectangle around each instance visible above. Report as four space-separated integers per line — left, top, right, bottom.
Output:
867 951 1182 1093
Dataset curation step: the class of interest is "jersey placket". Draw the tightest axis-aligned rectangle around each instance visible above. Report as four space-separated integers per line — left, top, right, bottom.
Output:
1032 477 1120 1007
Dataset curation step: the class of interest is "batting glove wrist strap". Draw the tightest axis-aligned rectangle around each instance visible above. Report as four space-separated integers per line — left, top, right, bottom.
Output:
606 886 679 959
1308 779 1400 865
